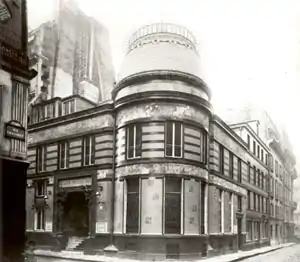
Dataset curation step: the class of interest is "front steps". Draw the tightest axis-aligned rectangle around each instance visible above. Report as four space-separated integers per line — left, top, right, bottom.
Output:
65 236 86 251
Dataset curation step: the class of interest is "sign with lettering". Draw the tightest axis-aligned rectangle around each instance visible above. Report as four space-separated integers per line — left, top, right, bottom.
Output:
96 222 107 233
59 177 92 188
45 222 53 232
4 121 25 141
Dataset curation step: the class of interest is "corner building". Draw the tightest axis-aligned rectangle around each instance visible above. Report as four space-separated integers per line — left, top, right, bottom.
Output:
26 23 273 260
113 23 212 260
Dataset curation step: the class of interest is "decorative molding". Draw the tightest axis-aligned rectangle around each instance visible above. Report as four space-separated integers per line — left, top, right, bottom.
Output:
116 163 208 180
209 174 247 195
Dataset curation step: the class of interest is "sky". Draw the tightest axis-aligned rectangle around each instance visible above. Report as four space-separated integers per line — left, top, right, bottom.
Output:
28 1 300 171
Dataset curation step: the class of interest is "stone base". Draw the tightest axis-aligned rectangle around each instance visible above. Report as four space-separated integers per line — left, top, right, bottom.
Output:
104 244 118 257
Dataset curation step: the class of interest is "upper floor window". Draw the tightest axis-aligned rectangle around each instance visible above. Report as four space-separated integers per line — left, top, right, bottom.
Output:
247 135 250 149
253 166 256 185
219 145 224 174
165 122 182 158
83 135 95 166
229 152 234 178
253 141 256 155
238 158 242 183
275 160 278 176
63 99 75 115
257 145 260 158
247 162 251 182
36 146 47 172
261 149 264 162
127 124 142 159
265 153 268 165
238 195 242 212
59 141 69 169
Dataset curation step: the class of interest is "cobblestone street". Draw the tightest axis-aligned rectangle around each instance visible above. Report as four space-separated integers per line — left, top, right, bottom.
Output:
244 244 300 262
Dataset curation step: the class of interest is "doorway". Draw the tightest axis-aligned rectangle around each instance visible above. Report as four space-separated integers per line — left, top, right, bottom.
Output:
63 191 89 236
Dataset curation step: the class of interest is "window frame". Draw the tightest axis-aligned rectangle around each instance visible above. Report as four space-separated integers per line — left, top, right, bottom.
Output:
126 124 142 159
59 141 69 169
36 145 47 173
165 122 183 158
82 135 95 166
219 145 224 174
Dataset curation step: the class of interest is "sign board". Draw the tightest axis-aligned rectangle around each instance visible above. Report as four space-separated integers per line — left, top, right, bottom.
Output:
45 222 53 232
96 222 108 233
4 121 25 141
59 177 92 188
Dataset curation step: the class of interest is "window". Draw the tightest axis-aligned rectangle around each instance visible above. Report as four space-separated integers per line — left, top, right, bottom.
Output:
83 135 95 166
247 220 252 240
35 210 45 230
126 178 140 233
63 99 75 115
59 141 69 169
275 160 278 176
219 145 224 174
258 195 260 212
247 162 251 182
35 180 46 197
165 178 181 234
238 159 242 183
257 169 260 188
229 152 234 178
238 195 242 212
219 189 224 233
247 134 250 149
265 153 268 165
229 192 233 232
165 122 182 158
257 145 260 158
36 146 47 172
253 141 256 155
127 124 142 159
253 193 256 210
253 166 256 185
200 182 206 234
261 149 264 162
261 172 264 190
247 191 251 209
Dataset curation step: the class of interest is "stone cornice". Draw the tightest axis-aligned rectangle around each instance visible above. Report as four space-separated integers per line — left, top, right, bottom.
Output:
113 70 211 100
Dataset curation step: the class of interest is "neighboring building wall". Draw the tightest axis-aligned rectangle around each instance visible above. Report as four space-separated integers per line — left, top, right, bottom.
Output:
28 2 115 104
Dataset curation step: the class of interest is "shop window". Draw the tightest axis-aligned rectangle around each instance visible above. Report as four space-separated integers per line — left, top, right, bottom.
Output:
127 124 142 159
165 178 181 234
229 192 233 232
126 178 140 233
200 182 206 234
219 189 224 233
82 135 95 166
247 220 252 240
165 122 182 158
59 141 69 169
36 145 47 172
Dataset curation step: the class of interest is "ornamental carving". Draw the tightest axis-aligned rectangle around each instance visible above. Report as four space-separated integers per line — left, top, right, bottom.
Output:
116 163 208 180
209 175 247 195
116 103 209 129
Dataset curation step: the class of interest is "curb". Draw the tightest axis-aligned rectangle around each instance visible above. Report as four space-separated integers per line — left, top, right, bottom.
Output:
230 243 297 262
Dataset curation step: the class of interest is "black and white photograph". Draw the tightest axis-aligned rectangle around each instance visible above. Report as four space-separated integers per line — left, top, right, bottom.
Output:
1 0 300 261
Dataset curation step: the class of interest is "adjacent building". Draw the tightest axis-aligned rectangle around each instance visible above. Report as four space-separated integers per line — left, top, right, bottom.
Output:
221 104 298 244
25 23 296 260
28 0 114 104
0 0 37 261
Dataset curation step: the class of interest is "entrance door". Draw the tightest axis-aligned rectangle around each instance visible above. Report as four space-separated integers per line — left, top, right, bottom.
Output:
237 217 242 250
63 191 89 236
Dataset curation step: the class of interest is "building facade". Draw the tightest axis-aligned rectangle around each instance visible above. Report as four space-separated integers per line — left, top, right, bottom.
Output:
221 104 298 244
0 0 37 261
28 0 115 104
26 23 296 260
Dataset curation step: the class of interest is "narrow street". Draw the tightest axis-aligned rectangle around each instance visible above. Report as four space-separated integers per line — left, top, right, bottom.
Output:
243 244 300 262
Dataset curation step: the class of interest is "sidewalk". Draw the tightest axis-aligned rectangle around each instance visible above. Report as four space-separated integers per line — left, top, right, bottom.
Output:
202 242 295 262
29 242 295 262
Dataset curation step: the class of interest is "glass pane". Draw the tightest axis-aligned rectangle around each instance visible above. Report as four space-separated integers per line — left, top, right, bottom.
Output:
165 178 181 193
165 193 181 234
174 123 181 146
126 179 139 233
135 124 142 157
166 122 173 145
85 137 90 165
200 183 205 234
166 144 172 156
127 126 134 158
127 178 139 193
